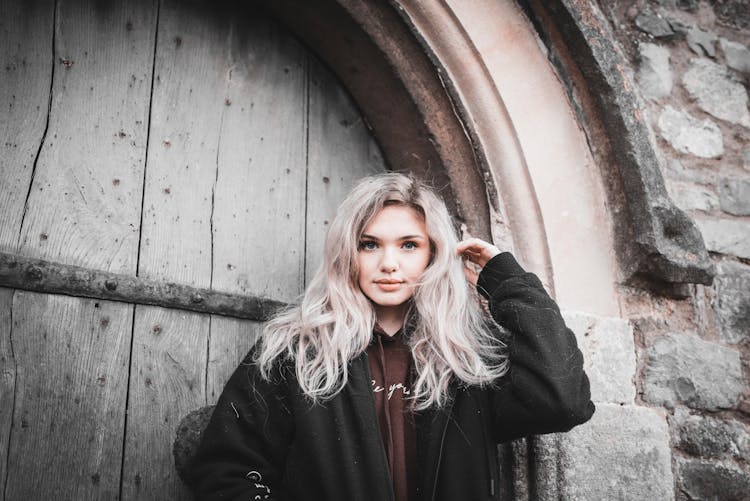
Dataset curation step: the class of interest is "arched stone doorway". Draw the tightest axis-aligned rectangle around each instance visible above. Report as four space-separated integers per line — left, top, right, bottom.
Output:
1 0 717 499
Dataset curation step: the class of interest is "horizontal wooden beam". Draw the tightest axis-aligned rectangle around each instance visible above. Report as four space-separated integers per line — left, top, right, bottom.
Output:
0 252 289 321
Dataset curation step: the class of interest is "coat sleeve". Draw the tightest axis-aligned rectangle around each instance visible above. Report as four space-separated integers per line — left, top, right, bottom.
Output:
191 348 294 500
476 252 595 443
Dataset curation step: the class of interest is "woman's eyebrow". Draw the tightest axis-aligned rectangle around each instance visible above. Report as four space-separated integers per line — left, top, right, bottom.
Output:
360 233 427 241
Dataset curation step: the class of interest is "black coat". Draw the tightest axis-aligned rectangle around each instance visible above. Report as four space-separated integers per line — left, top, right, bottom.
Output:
191 253 595 500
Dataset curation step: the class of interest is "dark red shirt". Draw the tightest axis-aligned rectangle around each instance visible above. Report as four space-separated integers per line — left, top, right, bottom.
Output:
367 325 417 501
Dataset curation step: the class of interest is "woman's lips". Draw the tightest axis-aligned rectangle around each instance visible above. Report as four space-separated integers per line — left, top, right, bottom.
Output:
374 279 403 292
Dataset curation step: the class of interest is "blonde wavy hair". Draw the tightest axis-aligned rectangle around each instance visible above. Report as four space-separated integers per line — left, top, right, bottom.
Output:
256 172 508 409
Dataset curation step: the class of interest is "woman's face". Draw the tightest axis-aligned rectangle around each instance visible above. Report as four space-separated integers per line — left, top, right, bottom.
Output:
357 204 432 325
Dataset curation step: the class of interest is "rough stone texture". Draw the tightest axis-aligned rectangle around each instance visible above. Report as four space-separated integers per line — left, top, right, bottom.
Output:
695 217 750 259
719 178 750 216
559 404 674 500
720 37 750 73
667 179 719 212
677 458 750 501
713 260 750 344
635 7 675 37
686 28 717 57
173 405 215 487
673 410 750 460
713 0 750 29
658 105 724 158
666 16 718 57
563 311 636 404
578 1 750 500
638 42 673 100
655 0 699 12
643 332 743 410
682 58 750 127
677 0 699 11
664 158 705 183
664 14 692 34
541 0 715 287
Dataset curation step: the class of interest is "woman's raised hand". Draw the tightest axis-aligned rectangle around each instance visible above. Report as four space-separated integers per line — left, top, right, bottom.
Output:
456 238 502 285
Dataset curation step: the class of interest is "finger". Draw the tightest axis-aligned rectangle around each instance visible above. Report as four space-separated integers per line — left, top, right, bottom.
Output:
457 238 501 267
456 237 485 255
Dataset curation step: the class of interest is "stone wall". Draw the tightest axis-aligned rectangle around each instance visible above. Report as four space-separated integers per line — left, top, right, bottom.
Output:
596 1 750 499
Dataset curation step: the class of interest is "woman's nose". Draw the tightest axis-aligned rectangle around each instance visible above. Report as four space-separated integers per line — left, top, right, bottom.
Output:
379 248 398 272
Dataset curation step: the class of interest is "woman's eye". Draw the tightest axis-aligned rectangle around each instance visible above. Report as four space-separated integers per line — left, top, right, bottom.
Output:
360 241 378 250
402 241 418 250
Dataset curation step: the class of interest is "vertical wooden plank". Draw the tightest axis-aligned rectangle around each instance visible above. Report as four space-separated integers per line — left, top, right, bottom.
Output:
0 2 53 498
306 56 386 281
0 288 14 501
9 292 132 499
121 1 227 498
206 13 308 401
17 0 155 271
0 0 54 251
5 1 156 499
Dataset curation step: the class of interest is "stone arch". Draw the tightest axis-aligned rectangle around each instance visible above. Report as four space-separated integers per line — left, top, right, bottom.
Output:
243 6 720 497
257 0 715 313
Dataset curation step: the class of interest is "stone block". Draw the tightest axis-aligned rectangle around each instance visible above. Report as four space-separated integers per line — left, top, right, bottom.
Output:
563 311 636 404
666 179 719 212
658 105 723 158
655 0 698 11
686 28 717 57
638 42 673 100
677 458 750 501
713 1 750 30
672 410 750 461
720 38 750 74
666 17 717 57
635 8 674 37
664 158 707 183
665 15 691 34
682 58 750 127
559 404 674 500
173 405 215 485
713 261 750 344
719 178 750 216
694 217 750 260
676 0 699 11
643 332 743 410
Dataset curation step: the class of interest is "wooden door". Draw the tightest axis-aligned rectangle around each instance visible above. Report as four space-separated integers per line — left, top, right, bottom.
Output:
0 0 385 498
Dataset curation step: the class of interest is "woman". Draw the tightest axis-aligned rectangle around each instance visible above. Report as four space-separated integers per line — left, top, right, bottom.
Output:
192 173 594 500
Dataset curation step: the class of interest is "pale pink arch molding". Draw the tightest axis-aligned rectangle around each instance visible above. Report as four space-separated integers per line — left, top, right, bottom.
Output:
396 0 619 317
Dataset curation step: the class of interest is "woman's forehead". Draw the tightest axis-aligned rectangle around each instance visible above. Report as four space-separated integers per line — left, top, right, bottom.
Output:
362 205 427 237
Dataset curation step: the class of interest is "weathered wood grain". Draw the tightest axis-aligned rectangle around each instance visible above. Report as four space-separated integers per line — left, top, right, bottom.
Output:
305 55 386 281
0 251 286 321
6 1 157 499
0 2 54 499
0 0 54 252
206 13 308 402
2 3 388 499
121 1 229 498
0 288 13 501
7 291 133 500
16 1 154 271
